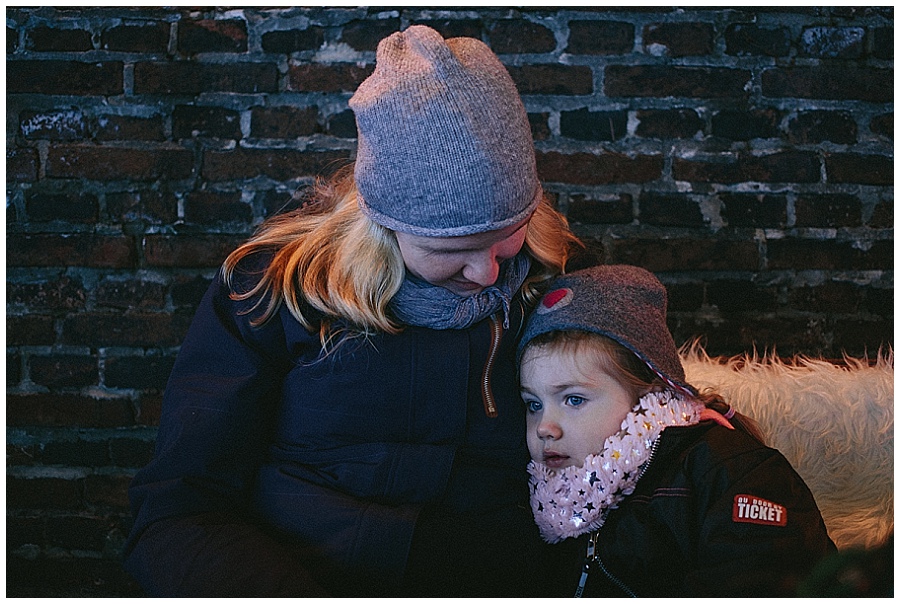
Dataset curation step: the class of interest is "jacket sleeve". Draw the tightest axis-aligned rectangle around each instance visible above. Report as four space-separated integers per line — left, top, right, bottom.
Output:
685 427 837 596
123 268 331 596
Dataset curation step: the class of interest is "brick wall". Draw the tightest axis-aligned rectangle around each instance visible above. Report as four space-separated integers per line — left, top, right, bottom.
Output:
6 6 893 596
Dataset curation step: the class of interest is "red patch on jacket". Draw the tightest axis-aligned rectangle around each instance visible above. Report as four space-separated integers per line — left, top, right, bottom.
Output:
733 495 787 526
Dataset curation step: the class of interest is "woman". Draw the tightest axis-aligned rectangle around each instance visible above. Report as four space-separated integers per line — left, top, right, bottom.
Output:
124 25 582 597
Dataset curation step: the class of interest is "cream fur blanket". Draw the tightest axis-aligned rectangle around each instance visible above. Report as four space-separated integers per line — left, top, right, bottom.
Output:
681 344 893 551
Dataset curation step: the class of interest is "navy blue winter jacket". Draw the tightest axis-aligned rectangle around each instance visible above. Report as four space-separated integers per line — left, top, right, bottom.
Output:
532 422 837 597
124 262 543 596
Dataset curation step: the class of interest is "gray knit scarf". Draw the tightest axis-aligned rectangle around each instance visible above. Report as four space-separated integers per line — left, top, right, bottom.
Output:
389 253 531 330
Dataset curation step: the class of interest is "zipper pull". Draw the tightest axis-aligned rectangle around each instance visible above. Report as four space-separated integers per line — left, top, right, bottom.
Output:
480 314 502 418
574 531 600 598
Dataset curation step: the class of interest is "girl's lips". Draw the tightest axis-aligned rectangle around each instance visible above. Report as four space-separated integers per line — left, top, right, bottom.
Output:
543 452 570 469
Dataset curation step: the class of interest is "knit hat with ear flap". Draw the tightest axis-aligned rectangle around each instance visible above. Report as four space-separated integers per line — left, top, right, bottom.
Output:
518 264 696 396
349 25 542 237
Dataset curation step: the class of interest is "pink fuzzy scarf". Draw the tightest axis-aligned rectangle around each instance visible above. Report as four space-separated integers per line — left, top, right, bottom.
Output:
528 390 704 543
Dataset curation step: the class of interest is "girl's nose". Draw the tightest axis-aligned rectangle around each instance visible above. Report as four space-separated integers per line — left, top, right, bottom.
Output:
537 418 562 441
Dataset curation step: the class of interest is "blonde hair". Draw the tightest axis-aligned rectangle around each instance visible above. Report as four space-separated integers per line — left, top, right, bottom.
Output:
521 330 765 442
223 165 582 345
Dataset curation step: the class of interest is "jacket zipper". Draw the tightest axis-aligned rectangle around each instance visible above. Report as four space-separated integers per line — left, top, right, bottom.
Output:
576 438 664 597
480 313 502 418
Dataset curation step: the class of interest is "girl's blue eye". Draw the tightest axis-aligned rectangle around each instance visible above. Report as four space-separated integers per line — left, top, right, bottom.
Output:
526 400 543 413
565 395 586 407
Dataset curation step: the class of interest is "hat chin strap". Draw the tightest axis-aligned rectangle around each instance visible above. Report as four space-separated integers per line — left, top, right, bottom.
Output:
527 390 704 544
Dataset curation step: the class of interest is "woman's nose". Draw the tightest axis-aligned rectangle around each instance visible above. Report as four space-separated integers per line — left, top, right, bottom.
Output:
462 252 501 287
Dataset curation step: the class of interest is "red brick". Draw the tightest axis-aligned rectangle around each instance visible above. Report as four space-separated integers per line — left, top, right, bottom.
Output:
724 23 791 57
705 279 779 312
7 60 123 95
638 192 706 227
606 236 759 271
29 354 99 389
606 65 750 98
262 26 326 53
6 315 56 346
872 27 893 60
46 515 109 550
288 63 374 93
795 194 862 228
8 25 18 54
172 105 241 140
829 318 893 358
96 115 166 142
101 22 170 53
183 190 252 224
720 193 787 228
870 113 893 138
787 110 857 144
825 153 893 185
7 147 39 182
411 18 482 40
250 106 319 138
635 109 703 139
339 20 398 52
8 352 22 387
27 26 92 52
488 20 556 54
673 151 820 184
560 109 627 141
7 474 83 510
6 515 44 549
106 190 178 225
762 66 892 102
136 393 162 427
201 148 350 181
711 109 782 141
177 19 247 54
42 440 110 467
46 144 193 181
7 393 135 428
110 436 155 467
95 278 167 310
134 61 277 95
84 474 131 508
528 112 551 141
566 21 634 55
25 192 98 223
61 311 191 348
142 234 246 268
643 22 713 57
767 239 892 270
7 275 86 311
788 281 864 314
506 64 594 95
537 151 663 185
870 200 893 228
7 234 135 268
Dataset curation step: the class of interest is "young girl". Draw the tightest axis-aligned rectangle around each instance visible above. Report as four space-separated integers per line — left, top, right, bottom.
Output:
124 26 581 597
518 264 836 597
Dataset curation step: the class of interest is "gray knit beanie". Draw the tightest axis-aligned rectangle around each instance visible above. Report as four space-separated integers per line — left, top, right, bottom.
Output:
349 25 541 237
518 264 695 395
